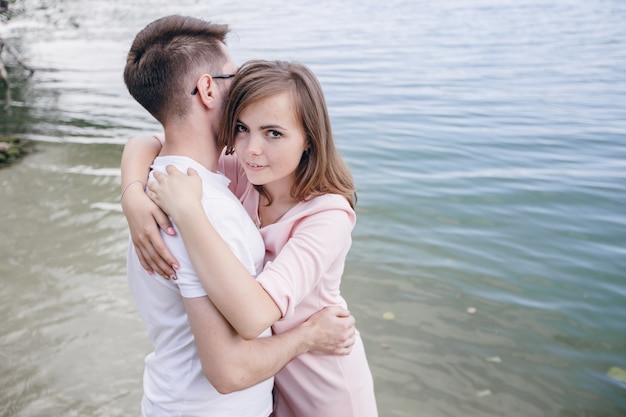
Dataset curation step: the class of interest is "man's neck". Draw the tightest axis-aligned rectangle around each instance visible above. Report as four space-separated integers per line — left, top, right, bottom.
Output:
160 124 220 172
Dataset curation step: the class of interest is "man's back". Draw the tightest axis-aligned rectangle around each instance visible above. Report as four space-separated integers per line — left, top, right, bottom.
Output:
127 155 272 417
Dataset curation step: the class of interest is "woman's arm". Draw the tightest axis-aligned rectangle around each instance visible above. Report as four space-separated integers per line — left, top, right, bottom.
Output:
120 135 162 192
149 166 354 340
120 135 178 277
148 165 281 339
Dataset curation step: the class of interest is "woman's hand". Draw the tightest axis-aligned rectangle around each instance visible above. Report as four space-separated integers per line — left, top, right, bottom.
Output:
121 182 179 278
147 165 204 222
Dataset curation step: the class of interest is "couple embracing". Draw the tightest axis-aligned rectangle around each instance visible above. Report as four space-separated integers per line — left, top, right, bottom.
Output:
121 15 378 417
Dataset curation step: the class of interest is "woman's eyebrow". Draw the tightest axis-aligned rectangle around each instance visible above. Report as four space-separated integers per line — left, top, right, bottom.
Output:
260 124 287 130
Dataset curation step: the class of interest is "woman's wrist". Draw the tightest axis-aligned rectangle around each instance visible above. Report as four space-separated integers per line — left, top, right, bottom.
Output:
169 200 203 224
121 179 145 202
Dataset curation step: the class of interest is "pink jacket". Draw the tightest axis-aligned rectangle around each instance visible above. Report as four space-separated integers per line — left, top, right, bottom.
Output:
219 154 378 417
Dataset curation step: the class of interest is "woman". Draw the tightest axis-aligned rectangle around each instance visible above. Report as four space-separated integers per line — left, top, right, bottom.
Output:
123 60 378 417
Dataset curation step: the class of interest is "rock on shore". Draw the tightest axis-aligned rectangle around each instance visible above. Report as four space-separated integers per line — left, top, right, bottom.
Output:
0 136 32 167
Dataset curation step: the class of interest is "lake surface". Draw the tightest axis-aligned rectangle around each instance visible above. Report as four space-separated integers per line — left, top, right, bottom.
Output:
1 0 625 416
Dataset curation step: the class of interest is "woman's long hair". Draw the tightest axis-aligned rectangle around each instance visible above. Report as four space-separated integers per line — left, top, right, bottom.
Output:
219 60 356 208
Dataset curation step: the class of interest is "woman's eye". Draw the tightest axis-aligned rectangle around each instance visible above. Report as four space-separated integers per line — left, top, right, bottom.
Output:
235 124 248 133
268 130 281 139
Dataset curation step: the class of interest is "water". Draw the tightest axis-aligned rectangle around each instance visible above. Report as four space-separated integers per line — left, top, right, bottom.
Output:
1 0 625 416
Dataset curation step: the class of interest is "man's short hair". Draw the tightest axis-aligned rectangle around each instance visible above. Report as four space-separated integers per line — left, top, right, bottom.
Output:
124 15 229 124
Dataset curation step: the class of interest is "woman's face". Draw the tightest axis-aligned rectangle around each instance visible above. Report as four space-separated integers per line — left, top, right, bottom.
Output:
233 92 308 197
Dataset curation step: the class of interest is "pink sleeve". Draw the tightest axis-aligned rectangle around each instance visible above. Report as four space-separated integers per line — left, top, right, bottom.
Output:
256 207 354 318
217 152 248 199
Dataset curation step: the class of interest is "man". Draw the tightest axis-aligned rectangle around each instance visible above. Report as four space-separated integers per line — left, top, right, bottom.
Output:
122 15 354 416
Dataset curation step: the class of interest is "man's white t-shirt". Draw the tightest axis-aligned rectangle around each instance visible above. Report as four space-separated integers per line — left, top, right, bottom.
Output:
127 155 272 417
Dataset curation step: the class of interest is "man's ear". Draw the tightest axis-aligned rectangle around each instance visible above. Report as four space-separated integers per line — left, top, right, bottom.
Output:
193 74 217 109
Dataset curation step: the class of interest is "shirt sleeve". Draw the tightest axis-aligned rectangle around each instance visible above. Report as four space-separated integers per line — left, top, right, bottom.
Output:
256 207 354 318
207 195 261 277
161 227 207 299
169 195 260 298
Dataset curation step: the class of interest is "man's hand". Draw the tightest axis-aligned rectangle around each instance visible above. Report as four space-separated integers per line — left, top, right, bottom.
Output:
121 183 178 278
302 306 356 355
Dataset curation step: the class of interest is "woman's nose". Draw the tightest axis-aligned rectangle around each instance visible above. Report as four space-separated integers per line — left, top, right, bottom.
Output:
245 133 263 155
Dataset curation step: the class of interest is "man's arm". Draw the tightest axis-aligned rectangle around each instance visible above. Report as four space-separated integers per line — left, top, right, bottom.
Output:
184 296 355 394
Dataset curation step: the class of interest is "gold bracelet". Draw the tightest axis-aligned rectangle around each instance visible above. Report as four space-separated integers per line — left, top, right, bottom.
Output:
120 179 145 202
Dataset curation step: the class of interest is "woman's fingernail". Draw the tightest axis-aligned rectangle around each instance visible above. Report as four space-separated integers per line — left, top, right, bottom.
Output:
172 264 180 270
170 274 178 281
167 227 176 235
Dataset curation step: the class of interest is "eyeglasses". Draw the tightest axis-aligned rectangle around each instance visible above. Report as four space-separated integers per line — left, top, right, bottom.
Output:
191 74 236 95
